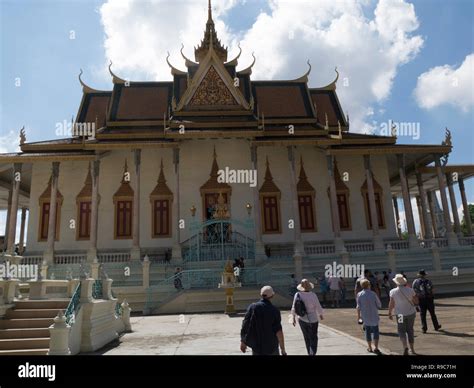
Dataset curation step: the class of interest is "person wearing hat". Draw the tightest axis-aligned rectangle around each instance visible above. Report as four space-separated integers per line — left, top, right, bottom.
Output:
240 285 287 355
356 278 382 354
412 270 441 333
388 274 419 355
291 279 324 355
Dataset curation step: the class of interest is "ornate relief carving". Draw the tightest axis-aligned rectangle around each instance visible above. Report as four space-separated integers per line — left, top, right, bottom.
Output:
189 66 237 106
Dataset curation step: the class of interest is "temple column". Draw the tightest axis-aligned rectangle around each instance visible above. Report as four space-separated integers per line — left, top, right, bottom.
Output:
3 188 12 252
288 146 304 255
44 162 60 263
416 170 433 239
427 191 439 238
459 177 472 235
18 207 27 255
415 196 426 238
131 149 141 260
87 160 100 262
251 145 265 259
434 155 458 246
364 155 384 250
446 173 462 236
172 148 182 261
397 154 418 248
392 196 402 238
327 155 344 252
6 163 22 256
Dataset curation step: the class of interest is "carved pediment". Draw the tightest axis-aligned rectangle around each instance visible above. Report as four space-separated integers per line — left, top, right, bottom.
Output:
188 66 238 107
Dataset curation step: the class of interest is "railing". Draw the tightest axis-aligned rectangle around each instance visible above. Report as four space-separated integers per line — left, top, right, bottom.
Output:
459 236 474 246
65 283 81 325
419 238 449 248
305 243 336 255
97 252 131 263
54 254 86 265
92 280 103 299
384 240 409 250
20 256 43 265
345 242 374 253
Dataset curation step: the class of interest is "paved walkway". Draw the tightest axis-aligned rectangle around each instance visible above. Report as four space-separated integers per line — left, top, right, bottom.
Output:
100 310 373 355
321 295 474 355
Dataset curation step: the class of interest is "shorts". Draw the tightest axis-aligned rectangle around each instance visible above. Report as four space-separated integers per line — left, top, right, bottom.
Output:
364 325 380 342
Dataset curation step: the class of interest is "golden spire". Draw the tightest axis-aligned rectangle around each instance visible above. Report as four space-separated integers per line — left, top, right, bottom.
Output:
195 0 227 62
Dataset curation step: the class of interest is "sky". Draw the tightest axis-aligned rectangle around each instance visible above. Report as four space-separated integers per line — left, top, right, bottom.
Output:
0 0 473 237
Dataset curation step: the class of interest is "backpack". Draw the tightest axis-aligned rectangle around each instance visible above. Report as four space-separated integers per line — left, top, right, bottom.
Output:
294 292 307 317
242 304 260 349
418 278 433 298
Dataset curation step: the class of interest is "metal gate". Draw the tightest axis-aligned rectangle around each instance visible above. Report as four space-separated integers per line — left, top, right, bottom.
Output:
182 219 255 262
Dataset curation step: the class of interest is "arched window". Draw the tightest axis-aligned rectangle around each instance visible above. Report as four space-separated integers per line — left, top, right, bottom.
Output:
297 157 316 232
38 177 63 241
113 160 134 239
259 157 281 234
150 160 173 238
327 162 352 231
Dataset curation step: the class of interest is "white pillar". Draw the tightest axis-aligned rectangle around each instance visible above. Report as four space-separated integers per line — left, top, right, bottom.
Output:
44 162 60 263
47 311 71 355
172 148 182 261
131 150 141 260
459 178 472 235
18 207 27 255
251 145 265 258
6 163 22 256
364 155 383 250
416 170 433 239
397 155 417 248
446 173 462 236
88 160 100 262
434 155 458 246
327 155 344 251
288 146 304 255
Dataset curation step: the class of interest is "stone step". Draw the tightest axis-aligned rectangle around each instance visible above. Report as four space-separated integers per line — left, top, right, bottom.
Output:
0 337 49 351
6 308 62 319
0 328 50 339
0 318 55 329
0 348 49 356
14 299 69 310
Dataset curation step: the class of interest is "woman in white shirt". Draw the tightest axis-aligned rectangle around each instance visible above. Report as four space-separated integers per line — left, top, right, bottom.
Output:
291 279 324 355
388 274 419 355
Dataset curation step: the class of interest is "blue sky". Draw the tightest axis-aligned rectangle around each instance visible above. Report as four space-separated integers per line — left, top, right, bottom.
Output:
0 0 473 223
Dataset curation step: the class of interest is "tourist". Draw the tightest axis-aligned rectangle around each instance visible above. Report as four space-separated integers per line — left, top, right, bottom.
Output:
291 279 324 355
319 276 329 307
356 279 382 355
368 270 381 297
412 270 441 333
339 277 347 306
389 274 419 355
240 286 287 355
328 275 342 307
174 267 184 290
381 271 392 302
354 269 370 299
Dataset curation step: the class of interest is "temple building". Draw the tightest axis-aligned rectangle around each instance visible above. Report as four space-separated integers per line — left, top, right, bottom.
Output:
0 1 473 312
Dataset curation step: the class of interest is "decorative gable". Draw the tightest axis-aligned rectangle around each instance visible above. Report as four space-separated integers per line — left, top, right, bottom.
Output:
189 66 237 107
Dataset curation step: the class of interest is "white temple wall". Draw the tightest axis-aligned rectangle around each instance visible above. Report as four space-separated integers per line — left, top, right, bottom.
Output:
24 143 397 255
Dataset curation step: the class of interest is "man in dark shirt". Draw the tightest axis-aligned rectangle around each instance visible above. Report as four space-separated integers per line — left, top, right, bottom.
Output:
412 270 441 333
240 286 286 355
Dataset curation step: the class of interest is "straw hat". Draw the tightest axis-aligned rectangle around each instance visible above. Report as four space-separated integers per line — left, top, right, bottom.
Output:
297 279 314 292
393 274 407 286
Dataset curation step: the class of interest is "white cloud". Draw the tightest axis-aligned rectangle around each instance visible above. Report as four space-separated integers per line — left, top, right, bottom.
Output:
0 130 20 153
414 53 474 112
99 0 424 133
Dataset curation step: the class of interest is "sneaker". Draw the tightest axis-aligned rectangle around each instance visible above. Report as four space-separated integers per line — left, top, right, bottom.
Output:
435 325 442 331
403 348 409 356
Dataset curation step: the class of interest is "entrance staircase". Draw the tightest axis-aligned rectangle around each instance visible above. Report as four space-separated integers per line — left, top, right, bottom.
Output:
0 299 69 355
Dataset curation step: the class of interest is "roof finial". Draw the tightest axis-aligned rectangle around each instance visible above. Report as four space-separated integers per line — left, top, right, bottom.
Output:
19 126 26 146
208 0 212 21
